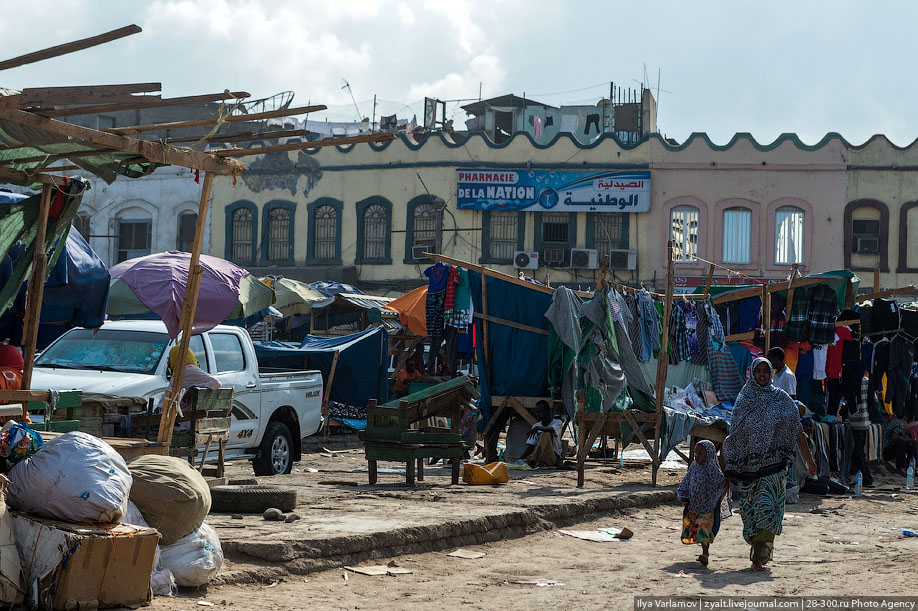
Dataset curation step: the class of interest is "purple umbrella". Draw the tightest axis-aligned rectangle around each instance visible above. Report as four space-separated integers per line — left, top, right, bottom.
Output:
108 251 274 338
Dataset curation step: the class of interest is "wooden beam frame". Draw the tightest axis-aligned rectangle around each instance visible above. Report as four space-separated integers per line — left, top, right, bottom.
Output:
37 91 251 118
162 128 310 145
650 242 675 486
856 285 917 304
158 172 215 443
107 104 328 135
0 108 245 176
21 83 161 107
19 184 52 394
0 25 142 71
0 166 70 186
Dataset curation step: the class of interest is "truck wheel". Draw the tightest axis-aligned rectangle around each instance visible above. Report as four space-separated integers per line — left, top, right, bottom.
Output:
210 485 297 513
253 422 294 476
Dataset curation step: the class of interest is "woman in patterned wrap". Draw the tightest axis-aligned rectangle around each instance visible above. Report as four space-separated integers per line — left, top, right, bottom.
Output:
722 357 817 571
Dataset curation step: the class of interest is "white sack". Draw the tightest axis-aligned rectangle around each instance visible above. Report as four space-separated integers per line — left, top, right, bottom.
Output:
159 523 223 587
8 432 132 523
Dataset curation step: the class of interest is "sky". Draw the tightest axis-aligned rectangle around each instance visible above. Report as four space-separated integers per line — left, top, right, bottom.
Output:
1 0 917 145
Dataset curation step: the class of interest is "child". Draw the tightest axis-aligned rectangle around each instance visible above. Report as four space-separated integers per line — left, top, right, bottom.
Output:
677 440 727 566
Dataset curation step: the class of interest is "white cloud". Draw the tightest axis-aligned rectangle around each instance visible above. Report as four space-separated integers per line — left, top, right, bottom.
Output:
396 2 416 25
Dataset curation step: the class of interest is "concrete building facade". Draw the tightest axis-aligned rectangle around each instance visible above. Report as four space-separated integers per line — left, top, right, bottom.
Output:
194 130 918 296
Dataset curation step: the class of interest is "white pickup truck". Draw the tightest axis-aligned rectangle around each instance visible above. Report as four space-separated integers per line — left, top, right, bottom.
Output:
30 320 323 476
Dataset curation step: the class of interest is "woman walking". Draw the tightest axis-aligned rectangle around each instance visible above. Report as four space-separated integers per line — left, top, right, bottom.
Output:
723 357 817 571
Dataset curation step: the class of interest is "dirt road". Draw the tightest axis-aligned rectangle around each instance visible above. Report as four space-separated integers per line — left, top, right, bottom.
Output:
150 486 918 610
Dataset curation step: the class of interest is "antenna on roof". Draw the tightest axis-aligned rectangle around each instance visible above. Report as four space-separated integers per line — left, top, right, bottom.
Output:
340 78 362 122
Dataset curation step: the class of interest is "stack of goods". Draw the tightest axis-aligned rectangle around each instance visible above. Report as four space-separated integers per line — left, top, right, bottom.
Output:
127 455 223 590
6 431 159 609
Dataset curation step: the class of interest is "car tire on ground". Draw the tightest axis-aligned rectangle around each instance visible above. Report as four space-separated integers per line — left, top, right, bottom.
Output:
253 421 294 476
209 485 298 514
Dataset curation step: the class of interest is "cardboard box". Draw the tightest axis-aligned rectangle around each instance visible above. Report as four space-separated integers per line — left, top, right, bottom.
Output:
12 513 160 610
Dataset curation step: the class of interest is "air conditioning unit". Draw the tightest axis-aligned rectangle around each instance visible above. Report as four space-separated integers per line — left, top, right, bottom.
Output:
412 241 437 261
513 251 539 270
854 236 880 255
570 248 599 269
608 249 637 270
541 246 568 267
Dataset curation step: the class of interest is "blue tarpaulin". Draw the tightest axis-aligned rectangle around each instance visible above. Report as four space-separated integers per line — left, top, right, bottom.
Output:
254 327 389 407
468 270 552 422
0 225 110 349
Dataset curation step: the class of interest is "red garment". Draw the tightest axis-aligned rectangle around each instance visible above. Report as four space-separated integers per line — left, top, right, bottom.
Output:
443 267 459 309
0 346 23 371
825 326 852 379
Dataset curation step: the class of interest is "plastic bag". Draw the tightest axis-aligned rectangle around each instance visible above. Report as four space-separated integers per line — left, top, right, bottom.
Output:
159 523 224 587
462 462 509 485
0 423 42 466
122 501 175 597
8 432 131 523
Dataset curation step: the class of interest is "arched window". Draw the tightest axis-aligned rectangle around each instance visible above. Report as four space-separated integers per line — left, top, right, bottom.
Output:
363 204 388 262
410 203 439 259
266 207 290 262
722 207 752 265
670 205 699 263
231 207 254 263
774 206 804 265
176 212 197 251
313 205 337 261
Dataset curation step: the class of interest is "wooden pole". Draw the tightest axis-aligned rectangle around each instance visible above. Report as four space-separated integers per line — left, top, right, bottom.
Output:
702 264 715 298
651 242 675 486
874 267 881 293
19 184 53 394
596 254 610 291
322 350 341 436
157 172 215 443
0 24 142 71
763 285 771 352
480 272 490 375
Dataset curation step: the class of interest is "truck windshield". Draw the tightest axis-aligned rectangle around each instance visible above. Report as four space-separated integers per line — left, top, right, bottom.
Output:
35 329 169 374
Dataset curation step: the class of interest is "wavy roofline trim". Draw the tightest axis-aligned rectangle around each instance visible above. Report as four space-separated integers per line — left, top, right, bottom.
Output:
212 130 918 156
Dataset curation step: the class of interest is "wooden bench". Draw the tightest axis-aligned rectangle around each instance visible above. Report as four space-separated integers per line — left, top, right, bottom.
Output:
359 376 479 486
143 387 234 479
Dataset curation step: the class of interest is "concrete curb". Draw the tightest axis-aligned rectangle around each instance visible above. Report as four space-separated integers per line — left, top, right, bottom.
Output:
214 488 676 585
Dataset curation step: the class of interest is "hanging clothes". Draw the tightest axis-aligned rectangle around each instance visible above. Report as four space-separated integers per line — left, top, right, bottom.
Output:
785 288 810 343
703 297 726 352
425 290 446 340
812 344 828 381
679 300 700 356
624 293 644 362
690 303 710 368
872 337 890 401
769 293 787 347
451 267 472 332
887 335 915 418
716 301 738 336
442 267 460 330
737 297 763 334
637 291 661 363
424 262 449 292
728 342 753 379
807 284 839 345
670 302 688 364
826 327 852 380
545 287 582 420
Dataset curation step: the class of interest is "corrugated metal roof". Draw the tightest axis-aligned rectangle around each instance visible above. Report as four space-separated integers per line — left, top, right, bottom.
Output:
335 293 394 311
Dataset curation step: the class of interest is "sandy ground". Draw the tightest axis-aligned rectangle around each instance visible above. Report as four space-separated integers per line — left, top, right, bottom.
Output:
149 478 918 610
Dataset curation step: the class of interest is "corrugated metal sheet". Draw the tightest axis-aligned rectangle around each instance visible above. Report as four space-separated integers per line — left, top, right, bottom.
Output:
722 208 751 264
337 293 394 311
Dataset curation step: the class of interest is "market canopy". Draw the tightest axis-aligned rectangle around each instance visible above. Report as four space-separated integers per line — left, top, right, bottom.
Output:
108 251 275 338
386 285 427 337
260 277 324 317
254 327 389 407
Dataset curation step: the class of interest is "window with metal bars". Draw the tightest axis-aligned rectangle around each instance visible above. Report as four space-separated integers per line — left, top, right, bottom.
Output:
313 204 337 261
116 219 152 263
231 208 254 262
266 208 290 261
670 205 699 263
775 206 804 265
363 204 388 261
592 213 626 259
176 212 197 251
411 203 439 255
542 212 569 243
489 211 518 261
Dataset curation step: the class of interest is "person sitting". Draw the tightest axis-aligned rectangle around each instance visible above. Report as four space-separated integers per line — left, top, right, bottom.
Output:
884 412 917 476
767 347 797 400
516 400 564 468
394 360 422 398
405 344 427 375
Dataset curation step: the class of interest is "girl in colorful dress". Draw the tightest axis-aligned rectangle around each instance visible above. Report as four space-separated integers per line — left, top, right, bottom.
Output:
677 440 726 566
